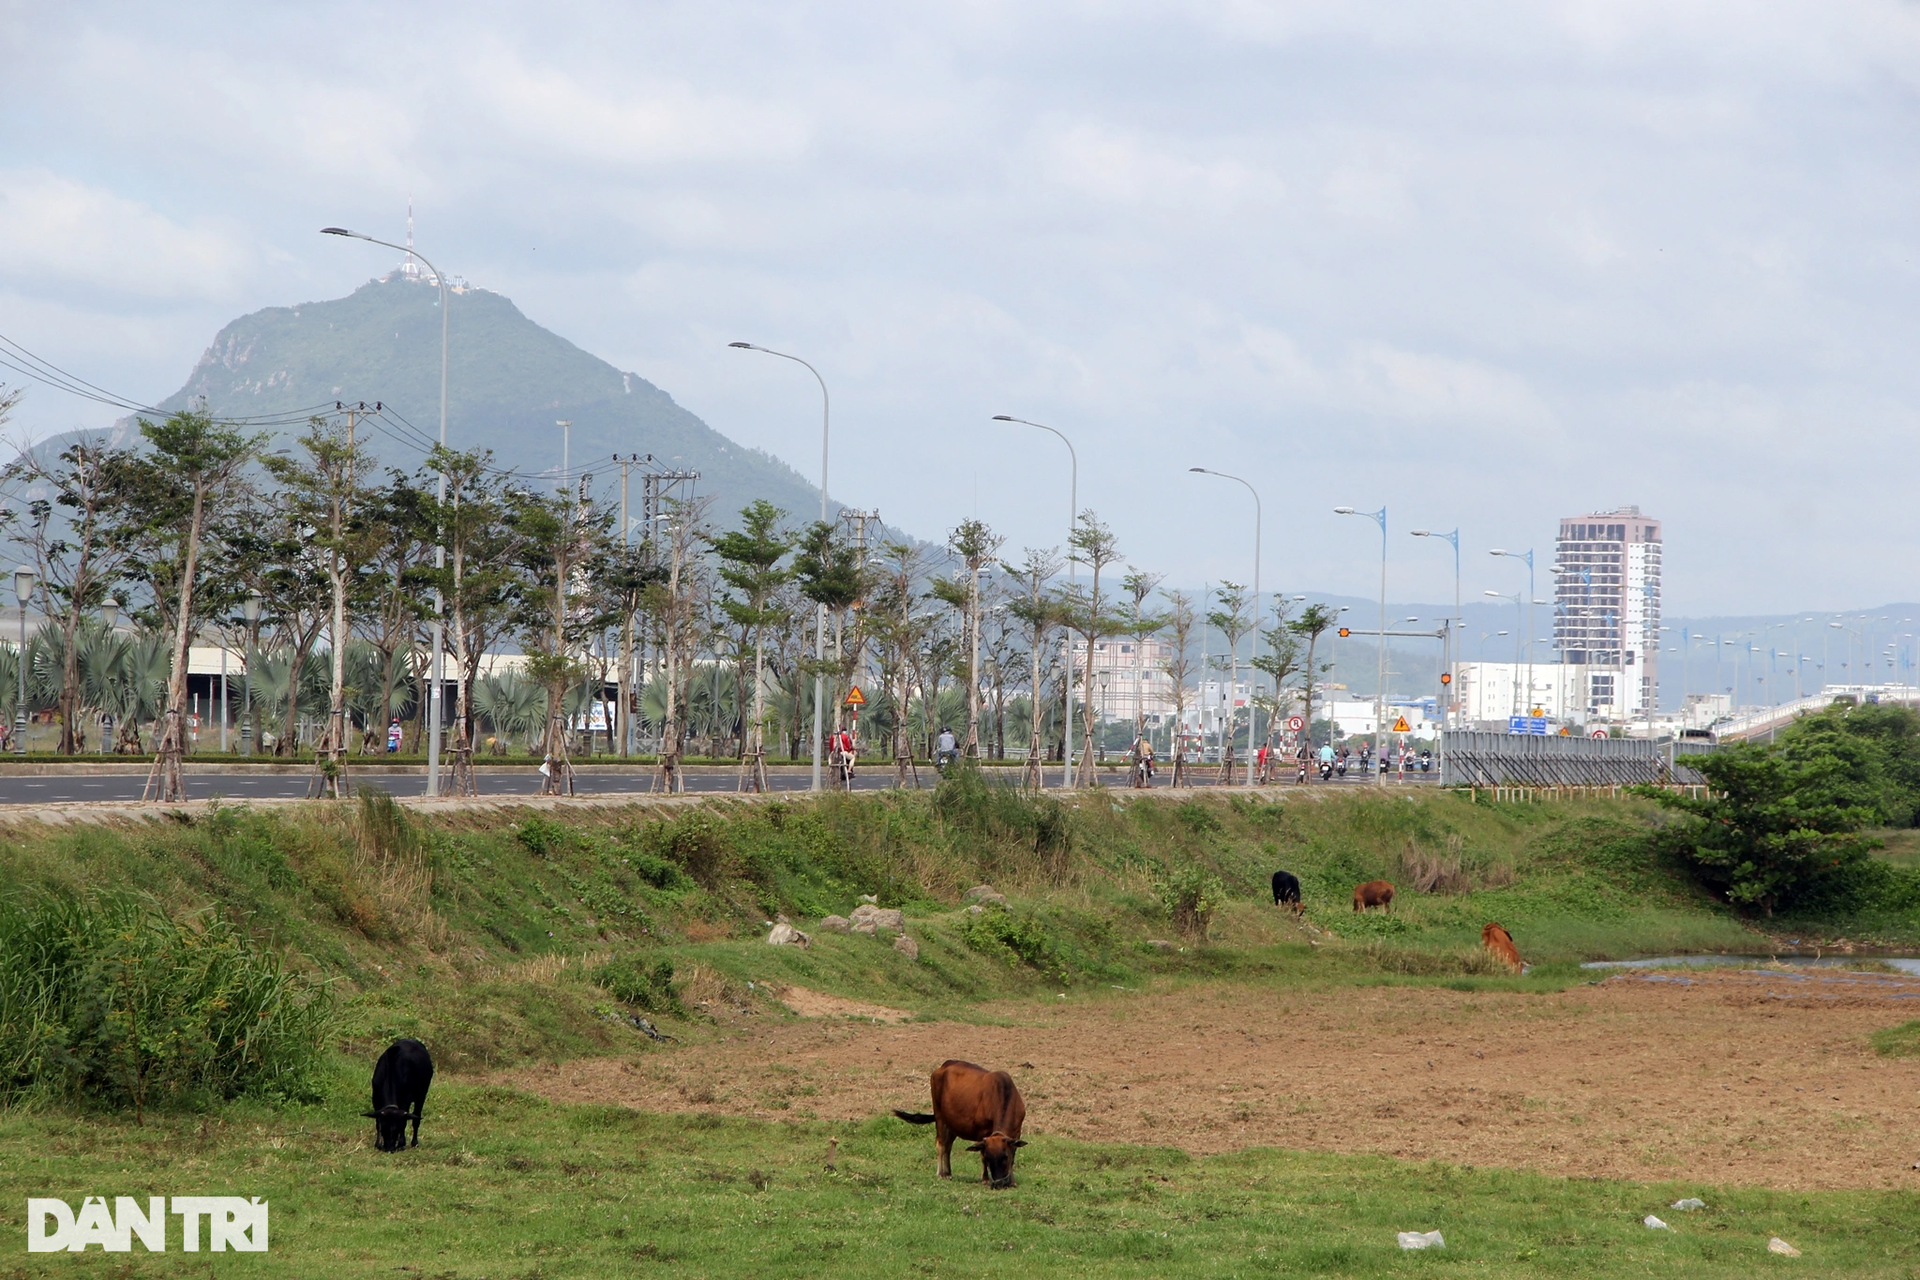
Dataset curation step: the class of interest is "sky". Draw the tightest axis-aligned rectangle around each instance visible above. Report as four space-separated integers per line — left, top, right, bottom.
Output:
1 1 1916 615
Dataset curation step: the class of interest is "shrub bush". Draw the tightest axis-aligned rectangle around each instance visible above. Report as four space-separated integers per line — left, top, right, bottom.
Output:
0 891 335 1116
594 956 683 1015
959 905 1069 982
1153 864 1228 938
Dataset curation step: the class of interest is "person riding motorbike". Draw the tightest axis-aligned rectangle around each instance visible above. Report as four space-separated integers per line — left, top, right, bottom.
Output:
935 726 959 771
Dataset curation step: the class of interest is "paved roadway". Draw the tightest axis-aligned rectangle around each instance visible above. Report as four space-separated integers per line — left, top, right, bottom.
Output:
0 765 1432 805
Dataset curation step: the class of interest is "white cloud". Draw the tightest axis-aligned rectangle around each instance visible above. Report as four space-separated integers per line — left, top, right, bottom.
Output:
0 169 247 302
1 0 1918 612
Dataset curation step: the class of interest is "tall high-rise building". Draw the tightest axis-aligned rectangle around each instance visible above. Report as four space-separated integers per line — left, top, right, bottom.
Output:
1553 506 1661 716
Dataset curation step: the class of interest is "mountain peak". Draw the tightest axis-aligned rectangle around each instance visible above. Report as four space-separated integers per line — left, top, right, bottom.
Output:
151 276 824 520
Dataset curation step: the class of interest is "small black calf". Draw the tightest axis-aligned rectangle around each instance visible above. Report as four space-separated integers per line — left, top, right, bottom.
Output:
1270 870 1303 912
366 1038 434 1152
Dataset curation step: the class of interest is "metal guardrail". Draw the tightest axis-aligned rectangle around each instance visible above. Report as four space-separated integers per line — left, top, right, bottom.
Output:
1440 730 1711 788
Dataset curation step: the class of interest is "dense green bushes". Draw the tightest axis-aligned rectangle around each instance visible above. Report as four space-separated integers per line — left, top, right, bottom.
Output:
0 891 335 1116
1645 702 1920 915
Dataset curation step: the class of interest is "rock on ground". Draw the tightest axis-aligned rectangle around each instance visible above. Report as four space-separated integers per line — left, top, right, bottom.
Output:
893 935 920 961
850 903 905 933
766 921 811 948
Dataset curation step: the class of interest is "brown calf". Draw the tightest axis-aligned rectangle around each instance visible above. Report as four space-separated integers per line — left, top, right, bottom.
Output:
1481 922 1523 972
1352 880 1395 912
894 1059 1028 1188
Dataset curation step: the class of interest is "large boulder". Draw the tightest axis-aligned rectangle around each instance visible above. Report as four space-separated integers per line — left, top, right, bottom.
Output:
963 884 1008 906
850 903 905 933
818 915 851 933
893 935 920 961
766 921 811 948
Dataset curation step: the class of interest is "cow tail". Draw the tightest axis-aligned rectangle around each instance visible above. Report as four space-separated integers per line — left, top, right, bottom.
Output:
892 1109 936 1125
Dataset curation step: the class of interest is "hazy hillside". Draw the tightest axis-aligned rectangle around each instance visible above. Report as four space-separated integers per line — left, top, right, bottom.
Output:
140 274 849 531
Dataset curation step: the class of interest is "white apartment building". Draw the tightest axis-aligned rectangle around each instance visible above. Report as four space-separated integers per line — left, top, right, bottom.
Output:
1452 661 1595 724
1070 636 1179 721
1553 506 1662 716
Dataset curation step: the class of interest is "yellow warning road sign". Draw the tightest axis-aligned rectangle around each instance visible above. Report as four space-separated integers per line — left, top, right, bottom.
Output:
843 685 867 707
1391 716 1411 733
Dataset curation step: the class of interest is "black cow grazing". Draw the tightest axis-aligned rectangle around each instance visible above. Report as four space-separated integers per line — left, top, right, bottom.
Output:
365 1038 434 1152
1271 870 1303 913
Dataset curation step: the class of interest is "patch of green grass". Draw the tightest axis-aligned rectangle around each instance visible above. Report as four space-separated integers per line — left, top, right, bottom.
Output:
1869 1020 1920 1057
0 785 1912 1090
1 1083 1913 1277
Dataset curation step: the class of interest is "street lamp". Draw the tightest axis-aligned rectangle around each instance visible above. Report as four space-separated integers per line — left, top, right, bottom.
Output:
994 415 1078 788
734 342 830 791
12 565 33 753
1191 468 1261 789
1489 548 1535 718
1485 590 1525 717
1335 506 1388 785
1410 528 1460 727
322 225 450 796
242 591 262 757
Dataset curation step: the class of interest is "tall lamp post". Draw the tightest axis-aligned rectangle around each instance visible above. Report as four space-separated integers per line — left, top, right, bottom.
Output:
993 416 1077 788
241 591 262 756
101 598 118 754
12 565 32 754
1334 506 1387 785
322 226 450 796
1485 590 1525 717
732 343 830 792
1191 468 1260 788
1410 528 1459 727
1490 548 1534 718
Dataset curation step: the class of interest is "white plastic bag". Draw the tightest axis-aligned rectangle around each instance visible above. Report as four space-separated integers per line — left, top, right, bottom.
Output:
1671 1198 1706 1211
1768 1237 1801 1257
1643 1215 1670 1230
1397 1231 1445 1250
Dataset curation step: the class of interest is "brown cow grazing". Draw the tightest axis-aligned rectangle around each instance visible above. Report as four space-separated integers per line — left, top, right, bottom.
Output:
1481 922 1523 972
893 1059 1027 1188
1352 880 1395 912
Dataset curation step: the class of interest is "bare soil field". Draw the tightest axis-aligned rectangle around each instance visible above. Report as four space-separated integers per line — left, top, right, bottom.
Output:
502 967 1920 1191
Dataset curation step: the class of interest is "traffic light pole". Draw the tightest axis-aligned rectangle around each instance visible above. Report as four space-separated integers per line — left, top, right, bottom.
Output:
1334 623 1449 768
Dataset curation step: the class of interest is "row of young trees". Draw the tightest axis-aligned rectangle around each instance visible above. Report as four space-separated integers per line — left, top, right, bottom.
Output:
0 400 1346 793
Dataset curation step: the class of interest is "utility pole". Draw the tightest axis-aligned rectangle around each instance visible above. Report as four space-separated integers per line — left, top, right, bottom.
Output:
619 454 633 757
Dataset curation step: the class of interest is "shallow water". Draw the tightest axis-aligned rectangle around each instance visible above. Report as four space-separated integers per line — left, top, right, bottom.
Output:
1582 954 1920 975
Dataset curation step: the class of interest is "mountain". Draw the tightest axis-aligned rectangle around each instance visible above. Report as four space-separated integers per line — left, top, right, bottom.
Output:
135 273 838 529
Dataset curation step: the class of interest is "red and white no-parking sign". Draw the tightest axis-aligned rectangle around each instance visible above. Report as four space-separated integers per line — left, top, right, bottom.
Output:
1589 728 1609 739
1287 716 1304 732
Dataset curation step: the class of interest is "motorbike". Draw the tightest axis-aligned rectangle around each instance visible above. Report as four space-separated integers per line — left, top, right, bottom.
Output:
1334 756 1348 778
1319 759 1334 782
1296 758 1309 784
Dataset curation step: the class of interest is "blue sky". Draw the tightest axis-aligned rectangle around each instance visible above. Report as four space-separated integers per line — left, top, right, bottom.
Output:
1 1 1915 613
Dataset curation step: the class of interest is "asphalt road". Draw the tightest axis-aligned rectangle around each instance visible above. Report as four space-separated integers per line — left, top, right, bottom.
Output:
0 767 1432 805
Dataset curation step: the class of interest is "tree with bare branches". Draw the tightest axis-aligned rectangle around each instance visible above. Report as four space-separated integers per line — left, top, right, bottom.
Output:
1061 511 1126 788
1158 590 1199 787
1207 581 1252 785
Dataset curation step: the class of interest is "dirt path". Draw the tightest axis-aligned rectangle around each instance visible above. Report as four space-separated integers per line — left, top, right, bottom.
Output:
500 968 1920 1191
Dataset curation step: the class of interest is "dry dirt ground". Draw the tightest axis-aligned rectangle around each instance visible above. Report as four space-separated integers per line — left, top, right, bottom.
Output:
500 968 1920 1191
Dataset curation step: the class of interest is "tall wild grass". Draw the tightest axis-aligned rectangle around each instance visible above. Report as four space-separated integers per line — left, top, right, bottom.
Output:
0 891 335 1118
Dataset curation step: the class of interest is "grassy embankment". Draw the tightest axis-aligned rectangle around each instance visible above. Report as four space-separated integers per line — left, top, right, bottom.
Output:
5 778 1915 1075
7 781 1920 1275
